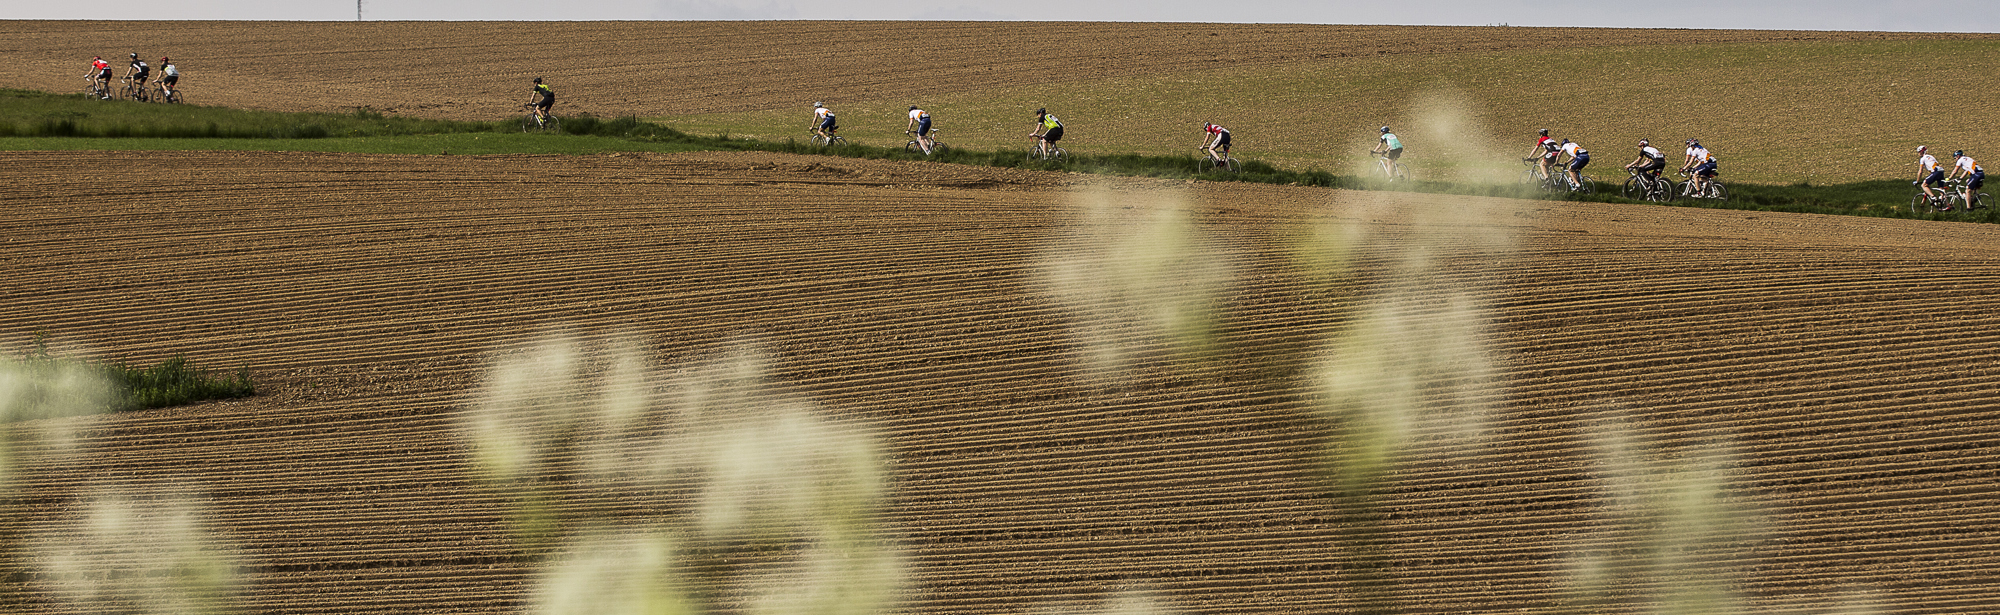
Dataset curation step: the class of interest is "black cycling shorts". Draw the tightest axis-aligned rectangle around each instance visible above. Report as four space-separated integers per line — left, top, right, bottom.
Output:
1042 126 1063 143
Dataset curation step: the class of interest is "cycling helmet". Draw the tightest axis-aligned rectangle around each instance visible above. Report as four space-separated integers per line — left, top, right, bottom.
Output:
533 77 543 84
909 105 918 111
1918 145 1929 154
1639 139 1650 146
1380 126 1391 133
129 52 138 58
1036 108 1047 115
813 101 822 108
1954 150 1965 157
1538 128 1549 136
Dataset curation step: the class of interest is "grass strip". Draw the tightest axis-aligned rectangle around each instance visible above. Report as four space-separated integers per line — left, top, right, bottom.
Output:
7 332 254 415
4 88 1988 222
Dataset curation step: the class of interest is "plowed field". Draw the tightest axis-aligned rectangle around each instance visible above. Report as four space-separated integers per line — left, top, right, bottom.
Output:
4 148 2000 613
1 21 1971 120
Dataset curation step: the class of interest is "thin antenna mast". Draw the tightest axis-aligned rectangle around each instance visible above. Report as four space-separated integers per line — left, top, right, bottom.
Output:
357 0 363 21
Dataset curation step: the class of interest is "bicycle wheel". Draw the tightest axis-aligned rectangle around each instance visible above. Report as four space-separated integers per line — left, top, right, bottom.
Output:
1051 147 1066 161
930 141 949 156
1653 177 1677 202
1910 193 1934 214
1226 157 1240 172
1707 182 1728 201
1622 176 1644 200
522 115 558 134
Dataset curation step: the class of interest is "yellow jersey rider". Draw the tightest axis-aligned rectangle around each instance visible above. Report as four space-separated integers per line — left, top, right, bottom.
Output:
526 77 555 125
1030 108 1063 158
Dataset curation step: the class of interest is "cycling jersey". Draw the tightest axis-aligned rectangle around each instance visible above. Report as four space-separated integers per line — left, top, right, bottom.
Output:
1381 132 1402 150
1957 156 1982 175
1920 154 1939 174
815 107 833 123
909 108 928 122
1206 124 1229 136
92 59 109 72
1641 146 1663 160
1560 142 1586 158
1538 136 1559 159
1687 146 1712 163
1041 114 1062 131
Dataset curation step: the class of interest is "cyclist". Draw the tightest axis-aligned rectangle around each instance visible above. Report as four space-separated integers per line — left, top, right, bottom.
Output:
1681 139 1718 196
526 77 555 126
906 105 933 154
1200 122 1231 167
811 102 837 142
159 57 179 101
1030 108 1063 158
123 53 150 95
1946 150 1985 211
83 55 112 98
1624 139 1667 187
1556 138 1590 189
1915 146 1946 203
1371 126 1403 179
1525 128 1559 182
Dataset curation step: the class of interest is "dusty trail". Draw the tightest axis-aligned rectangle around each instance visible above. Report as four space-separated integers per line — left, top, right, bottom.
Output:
3 149 2000 613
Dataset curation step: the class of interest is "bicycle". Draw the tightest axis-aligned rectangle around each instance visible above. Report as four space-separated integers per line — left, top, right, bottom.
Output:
1028 138 1067 162
119 78 151 103
520 104 562 133
83 78 110 100
1549 165 1595 194
1621 169 1676 202
153 81 184 104
1676 171 1729 201
809 129 846 147
1925 179 1992 213
1201 147 1239 172
1370 150 1408 181
905 130 948 156
1521 157 1564 191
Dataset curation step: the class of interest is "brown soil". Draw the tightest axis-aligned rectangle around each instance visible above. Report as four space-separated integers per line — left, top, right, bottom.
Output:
3 21 1989 120
3 149 2000 613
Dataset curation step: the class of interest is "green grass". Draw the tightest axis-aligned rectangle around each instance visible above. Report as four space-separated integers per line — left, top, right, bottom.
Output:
0 133 718 155
9 332 254 415
4 86 1993 222
0 88 489 139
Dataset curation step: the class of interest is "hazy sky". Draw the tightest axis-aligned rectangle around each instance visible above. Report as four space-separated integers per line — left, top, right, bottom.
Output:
15 0 1999 32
